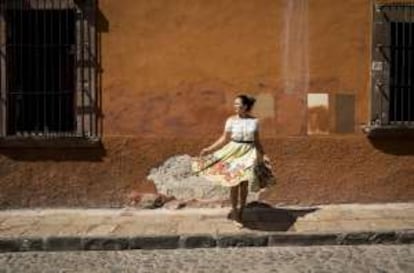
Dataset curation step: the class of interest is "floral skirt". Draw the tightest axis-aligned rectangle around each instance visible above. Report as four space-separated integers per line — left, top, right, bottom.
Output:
192 141 258 189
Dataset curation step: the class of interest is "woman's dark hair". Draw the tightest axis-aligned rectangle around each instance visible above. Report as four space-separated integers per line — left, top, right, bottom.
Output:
237 94 256 111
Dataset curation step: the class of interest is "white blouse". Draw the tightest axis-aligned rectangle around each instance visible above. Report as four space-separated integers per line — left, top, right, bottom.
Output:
224 117 259 142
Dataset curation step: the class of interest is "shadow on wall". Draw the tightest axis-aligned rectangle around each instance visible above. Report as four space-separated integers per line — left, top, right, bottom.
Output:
0 143 106 162
369 137 414 155
73 1 109 137
234 201 318 232
94 3 109 136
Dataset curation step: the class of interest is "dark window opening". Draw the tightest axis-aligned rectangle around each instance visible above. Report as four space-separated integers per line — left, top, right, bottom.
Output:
6 9 76 135
371 3 414 130
390 21 414 122
0 0 100 140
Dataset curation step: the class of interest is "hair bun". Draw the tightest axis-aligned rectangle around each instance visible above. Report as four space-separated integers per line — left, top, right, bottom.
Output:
247 95 256 104
236 94 256 111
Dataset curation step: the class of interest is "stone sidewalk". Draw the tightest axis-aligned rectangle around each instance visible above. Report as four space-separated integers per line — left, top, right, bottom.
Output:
0 202 413 252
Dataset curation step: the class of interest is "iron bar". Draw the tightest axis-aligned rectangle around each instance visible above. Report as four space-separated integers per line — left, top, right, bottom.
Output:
35 0 40 134
80 6 84 136
17 2 23 133
43 0 47 135
394 6 399 124
9 3 12 133
390 16 395 124
8 2 12 133
50 0 54 135
0 2 3 136
65 0 69 135
95 0 100 137
87 6 92 136
14 2 19 133
379 4 383 123
402 7 406 124
397 6 401 124
410 6 413 124
58 0 62 134
6 1 12 134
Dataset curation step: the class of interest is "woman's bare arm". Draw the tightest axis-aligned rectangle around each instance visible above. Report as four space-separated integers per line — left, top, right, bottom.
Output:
200 131 231 156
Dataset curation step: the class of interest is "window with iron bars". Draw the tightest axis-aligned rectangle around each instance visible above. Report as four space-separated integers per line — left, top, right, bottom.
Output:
0 0 99 139
371 2 414 130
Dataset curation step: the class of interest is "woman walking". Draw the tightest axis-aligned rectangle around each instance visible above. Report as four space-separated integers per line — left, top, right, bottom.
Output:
192 94 267 225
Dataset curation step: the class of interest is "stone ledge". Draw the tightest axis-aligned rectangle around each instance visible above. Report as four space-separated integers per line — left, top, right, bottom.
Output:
364 126 414 139
0 230 412 253
269 233 338 246
397 230 414 244
20 238 44 252
83 237 129 251
217 235 269 248
0 136 102 148
180 235 217 248
128 236 180 250
45 237 82 251
0 239 20 252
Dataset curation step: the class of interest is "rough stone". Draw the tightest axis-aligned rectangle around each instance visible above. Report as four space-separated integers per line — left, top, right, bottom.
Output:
217 235 268 248
19 238 44 252
397 230 414 244
162 200 187 210
129 236 179 249
369 231 398 244
0 238 20 253
82 237 129 251
340 232 373 245
181 235 217 248
1 245 413 272
128 192 174 209
269 233 339 246
45 237 81 251
147 155 259 202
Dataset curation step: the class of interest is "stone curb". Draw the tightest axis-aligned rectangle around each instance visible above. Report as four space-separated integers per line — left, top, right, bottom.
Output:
0 230 412 253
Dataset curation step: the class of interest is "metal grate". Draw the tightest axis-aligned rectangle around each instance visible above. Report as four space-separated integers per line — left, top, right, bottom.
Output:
0 0 98 138
372 2 414 127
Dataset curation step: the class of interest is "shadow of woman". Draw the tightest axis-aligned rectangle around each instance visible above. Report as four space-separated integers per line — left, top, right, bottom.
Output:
232 201 318 232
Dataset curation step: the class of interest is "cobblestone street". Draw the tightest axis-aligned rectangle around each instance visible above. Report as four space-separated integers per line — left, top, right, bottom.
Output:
0 244 413 273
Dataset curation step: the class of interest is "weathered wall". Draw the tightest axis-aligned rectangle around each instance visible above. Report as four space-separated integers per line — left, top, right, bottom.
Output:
0 0 413 208
100 0 371 137
1 137 413 208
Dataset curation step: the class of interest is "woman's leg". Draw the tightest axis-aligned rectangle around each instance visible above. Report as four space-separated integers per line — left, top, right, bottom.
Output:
239 181 248 222
230 186 239 220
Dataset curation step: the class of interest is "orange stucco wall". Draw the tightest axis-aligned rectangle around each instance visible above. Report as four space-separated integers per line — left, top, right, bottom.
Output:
100 0 371 137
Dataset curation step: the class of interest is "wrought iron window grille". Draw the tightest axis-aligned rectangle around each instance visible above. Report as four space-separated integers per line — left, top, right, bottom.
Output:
369 1 414 135
0 0 100 140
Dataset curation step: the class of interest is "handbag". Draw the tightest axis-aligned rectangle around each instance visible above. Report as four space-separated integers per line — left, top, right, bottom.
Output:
252 158 276 192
